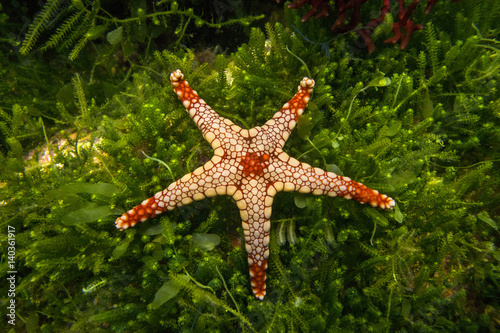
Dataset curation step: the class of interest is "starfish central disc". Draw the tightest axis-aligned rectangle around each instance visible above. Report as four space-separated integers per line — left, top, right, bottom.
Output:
240 152 270 177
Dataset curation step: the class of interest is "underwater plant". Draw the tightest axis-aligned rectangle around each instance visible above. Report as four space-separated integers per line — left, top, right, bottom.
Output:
19 0 264 60
0 0 499 331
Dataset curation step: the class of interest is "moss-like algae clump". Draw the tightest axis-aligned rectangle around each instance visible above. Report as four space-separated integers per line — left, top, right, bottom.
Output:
1 1 499 332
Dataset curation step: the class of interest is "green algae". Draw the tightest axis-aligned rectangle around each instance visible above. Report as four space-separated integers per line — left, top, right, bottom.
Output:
1 1 499 332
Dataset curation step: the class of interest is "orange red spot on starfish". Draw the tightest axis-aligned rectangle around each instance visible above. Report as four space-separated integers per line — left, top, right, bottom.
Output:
240 152 270 177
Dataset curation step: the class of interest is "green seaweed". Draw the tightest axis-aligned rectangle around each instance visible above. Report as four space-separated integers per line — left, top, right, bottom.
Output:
1 0 499 332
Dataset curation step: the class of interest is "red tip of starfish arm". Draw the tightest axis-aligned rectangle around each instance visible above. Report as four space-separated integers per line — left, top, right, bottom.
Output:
295 77 315 113
170 69 199 102
300 76 315 92
249 260 268 300
351 183 396 210
170 69 184 86
280 77 315 122
115 197 164 230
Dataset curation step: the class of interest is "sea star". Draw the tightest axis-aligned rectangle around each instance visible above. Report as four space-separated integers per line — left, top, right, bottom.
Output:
115 70 396 300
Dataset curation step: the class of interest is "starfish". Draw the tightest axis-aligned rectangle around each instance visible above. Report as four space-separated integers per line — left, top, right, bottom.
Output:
115 70 396 300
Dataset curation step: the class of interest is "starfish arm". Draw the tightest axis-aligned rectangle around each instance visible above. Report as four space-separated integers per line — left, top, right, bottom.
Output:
233 179 274 300
115 160 238 230
263 77 315 147
269 156 396 209
170 70 238 151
